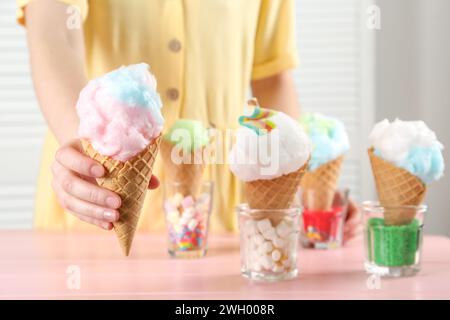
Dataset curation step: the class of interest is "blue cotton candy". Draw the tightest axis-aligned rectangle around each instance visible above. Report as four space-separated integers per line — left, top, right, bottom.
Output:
370 119 445 184
300 113 350 171
383 145 444 183
99 63 163 117
77 63 164 161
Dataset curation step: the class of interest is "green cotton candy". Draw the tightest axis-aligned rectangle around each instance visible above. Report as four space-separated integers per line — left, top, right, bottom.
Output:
300 113 335 136
299 113 350 171
367 218 420 267
163 119 209 152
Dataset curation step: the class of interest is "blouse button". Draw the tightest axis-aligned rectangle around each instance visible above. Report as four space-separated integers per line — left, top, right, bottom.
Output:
167 88 180 101
168 39 182 52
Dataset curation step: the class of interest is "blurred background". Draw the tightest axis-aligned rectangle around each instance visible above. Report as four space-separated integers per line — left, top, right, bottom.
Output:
0 0 449 235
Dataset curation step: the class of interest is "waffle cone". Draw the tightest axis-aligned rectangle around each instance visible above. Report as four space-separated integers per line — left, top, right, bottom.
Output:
300 156 344 211
368 148 426 225
244 162 308 210
160 139 205 196
82 136 161 256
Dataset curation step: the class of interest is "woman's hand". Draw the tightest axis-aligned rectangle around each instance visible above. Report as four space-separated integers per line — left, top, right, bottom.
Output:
343 199 362 242
51 139 159 230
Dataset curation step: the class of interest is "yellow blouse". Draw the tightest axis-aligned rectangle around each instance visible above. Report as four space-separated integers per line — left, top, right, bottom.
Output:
17 0 298 232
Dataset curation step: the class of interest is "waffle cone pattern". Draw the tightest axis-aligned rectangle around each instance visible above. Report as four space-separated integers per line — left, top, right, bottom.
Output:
368 148 426 225
160 139 205 196
300 156 344 211
245 162 308 210
82 136 161 256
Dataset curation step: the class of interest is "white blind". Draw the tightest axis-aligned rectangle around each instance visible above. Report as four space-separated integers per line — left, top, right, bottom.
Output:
0 1 46 229
293 0 373 201
0 0 373 229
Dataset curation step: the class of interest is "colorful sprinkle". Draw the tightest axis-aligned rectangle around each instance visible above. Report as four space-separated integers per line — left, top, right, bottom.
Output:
164 192 211 252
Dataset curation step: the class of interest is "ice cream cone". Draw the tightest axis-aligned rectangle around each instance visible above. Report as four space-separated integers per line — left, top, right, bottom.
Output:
300 156 344 211
82 135 162 256
368 148 426 225
245 162 308 210
160 139 205 196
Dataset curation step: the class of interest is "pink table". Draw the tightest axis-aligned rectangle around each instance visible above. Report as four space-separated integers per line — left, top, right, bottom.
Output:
0 231 449 299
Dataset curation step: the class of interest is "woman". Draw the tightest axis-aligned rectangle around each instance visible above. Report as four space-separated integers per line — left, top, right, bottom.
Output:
18 0 360 238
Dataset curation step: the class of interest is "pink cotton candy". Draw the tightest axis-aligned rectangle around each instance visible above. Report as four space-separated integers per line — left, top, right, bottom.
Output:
76 64 164 161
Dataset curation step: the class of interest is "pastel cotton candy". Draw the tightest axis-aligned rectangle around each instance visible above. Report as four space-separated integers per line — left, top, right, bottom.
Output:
229 107 311 182
300 113 350 171
369 119 444 183
77 63 164 161
163 119 209 152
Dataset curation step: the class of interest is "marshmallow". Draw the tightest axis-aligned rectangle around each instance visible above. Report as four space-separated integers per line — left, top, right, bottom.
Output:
260 255 273 270
164 201 176 213
181 207 195 219
273 237 286 249
179 215 190 226
257 244 267 256
271 249 282 262
245 219 256 229
261 227 277 241
252 234 265 246
166 211 179 224
171 192 184 206
256 219 272 234
260 241 273 253
244 220 258 237
276 220 293 238
244 216 299 274
181 195 195 209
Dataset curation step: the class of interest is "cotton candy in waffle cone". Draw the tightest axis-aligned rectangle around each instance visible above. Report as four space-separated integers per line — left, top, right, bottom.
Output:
368 148 426 225
245 162 308 210
82 136 161 256
300 156 344 211
160 138 205 197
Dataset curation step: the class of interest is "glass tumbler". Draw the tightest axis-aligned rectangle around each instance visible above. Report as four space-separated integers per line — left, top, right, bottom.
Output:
300 188 349 249
237 204 301 281
163 181 213 258
363 201 426 277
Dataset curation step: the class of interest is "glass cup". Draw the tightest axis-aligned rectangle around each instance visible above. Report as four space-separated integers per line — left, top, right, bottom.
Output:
362 201 426 277
237 204 301 281
300 188 349 249
163 181 213 258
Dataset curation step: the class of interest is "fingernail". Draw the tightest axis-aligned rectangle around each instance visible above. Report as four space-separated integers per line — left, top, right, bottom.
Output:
90 165 104 177
103 210 118 222
104 223 113 231
106 197 120 209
